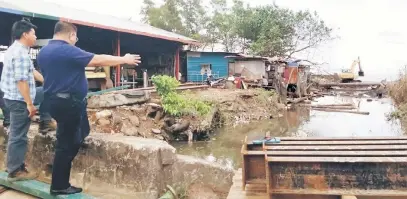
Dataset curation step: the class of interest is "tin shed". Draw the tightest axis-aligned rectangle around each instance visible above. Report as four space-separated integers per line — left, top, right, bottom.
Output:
186 51 236 82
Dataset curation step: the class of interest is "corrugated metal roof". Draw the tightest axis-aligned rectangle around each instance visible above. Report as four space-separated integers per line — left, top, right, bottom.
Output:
0 0 198 44
224 53 269 60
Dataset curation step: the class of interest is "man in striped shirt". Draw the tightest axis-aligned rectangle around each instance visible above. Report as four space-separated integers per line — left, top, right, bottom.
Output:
1 20 46 182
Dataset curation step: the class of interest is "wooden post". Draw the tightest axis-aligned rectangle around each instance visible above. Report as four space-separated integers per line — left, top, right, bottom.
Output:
280 80 287 104
263 141 271 199
241 136 248 191
174 47 180 80
296 71 302 98
115 32 121 87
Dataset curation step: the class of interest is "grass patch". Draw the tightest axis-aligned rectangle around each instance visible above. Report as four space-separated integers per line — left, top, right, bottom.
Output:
388 71 407 105
388 70 407 122
253 88 277 105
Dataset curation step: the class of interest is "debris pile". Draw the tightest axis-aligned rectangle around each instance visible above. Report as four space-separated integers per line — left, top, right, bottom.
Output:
192 88 280 126
297 103 369 115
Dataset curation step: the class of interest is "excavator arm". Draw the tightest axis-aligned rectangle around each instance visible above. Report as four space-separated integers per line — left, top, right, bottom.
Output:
338 56 364 82
358 56 364 76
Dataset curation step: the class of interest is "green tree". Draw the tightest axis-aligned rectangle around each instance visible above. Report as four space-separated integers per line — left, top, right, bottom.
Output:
141 0 221 51
141 0 185 34
234 5 333 57
141 1 333 57
208 0 240 52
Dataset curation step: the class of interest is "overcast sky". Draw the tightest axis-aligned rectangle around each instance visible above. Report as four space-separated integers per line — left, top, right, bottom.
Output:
46 0 407 81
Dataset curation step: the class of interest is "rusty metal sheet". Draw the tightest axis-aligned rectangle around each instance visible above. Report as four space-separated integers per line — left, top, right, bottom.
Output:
272 189 407 196
267 156 407 163
266 145 407 151
273 140 407 145
270 162 407 196
245 155 266 181
277 137 407 141
246 150 407 156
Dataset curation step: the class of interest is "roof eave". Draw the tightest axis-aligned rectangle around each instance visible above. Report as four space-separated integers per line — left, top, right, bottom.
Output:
63 18 199 45
0 6 198 45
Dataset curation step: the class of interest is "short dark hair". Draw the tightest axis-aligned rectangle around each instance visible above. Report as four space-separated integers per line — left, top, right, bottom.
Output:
11 19 37 40
54 21 77 35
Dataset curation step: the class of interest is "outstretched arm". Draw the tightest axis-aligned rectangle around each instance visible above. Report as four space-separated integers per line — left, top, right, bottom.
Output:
88 54 141 67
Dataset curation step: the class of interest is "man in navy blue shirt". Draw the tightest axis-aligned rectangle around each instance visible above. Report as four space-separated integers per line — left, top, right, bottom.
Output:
37 21 140 195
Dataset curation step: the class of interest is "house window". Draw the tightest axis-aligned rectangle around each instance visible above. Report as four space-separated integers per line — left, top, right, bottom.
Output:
200 64 212 75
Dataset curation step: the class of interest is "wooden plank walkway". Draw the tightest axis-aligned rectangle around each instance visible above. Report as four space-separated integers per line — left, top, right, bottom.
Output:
0 172 96 199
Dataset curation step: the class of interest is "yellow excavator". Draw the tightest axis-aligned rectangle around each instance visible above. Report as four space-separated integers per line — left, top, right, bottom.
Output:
337 57 364 83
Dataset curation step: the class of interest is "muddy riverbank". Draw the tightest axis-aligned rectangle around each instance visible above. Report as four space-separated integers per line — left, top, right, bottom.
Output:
174 95 404 170
87 88 279 142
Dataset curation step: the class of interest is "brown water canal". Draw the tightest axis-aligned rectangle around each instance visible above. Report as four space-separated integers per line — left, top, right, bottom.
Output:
172 95 404 170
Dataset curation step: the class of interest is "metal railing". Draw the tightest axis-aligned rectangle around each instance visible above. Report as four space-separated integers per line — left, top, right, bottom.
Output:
186 71 221 83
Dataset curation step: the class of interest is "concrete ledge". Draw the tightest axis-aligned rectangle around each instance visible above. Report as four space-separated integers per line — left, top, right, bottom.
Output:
17 132 233 199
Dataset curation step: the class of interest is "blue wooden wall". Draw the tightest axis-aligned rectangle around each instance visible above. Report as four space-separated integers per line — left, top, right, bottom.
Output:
186 52 231 82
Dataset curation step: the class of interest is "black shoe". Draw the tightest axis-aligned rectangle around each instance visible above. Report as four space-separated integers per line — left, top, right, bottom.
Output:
50 186 83 195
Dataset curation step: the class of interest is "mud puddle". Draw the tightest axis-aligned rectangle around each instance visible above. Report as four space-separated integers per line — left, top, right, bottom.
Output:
172 96 404 169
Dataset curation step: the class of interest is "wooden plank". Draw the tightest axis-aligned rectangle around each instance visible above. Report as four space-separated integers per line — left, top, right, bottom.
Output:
341 196 357 199
246 150 407 156
245 156 266 183
85 72 106 79
0 172 96 199
242 137 248 191
115 84 209 94
244 184 266 192
272 189 407 196
277 137 407 141
312 108 370 115
246 179 267 184
227 168 269 199
267 156 407 163
271 140 407 145
318 82 381 87
264 144 271 199
266 145 407 151
86 85 130 98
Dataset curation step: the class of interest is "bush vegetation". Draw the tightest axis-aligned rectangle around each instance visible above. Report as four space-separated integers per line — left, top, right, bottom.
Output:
151 75 211 116
388 70 407 120
389 71 407 106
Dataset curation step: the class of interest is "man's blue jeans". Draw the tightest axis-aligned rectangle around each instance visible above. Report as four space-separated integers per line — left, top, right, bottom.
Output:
0 87 51 127
4 86 52 174
33 87 52 122
0 89 10 127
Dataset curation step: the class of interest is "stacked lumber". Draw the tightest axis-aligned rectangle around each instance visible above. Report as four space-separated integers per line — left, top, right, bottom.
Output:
298 103 369 115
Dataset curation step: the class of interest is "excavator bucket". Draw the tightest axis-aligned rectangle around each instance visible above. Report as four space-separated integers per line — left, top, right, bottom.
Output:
358 71 365 76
